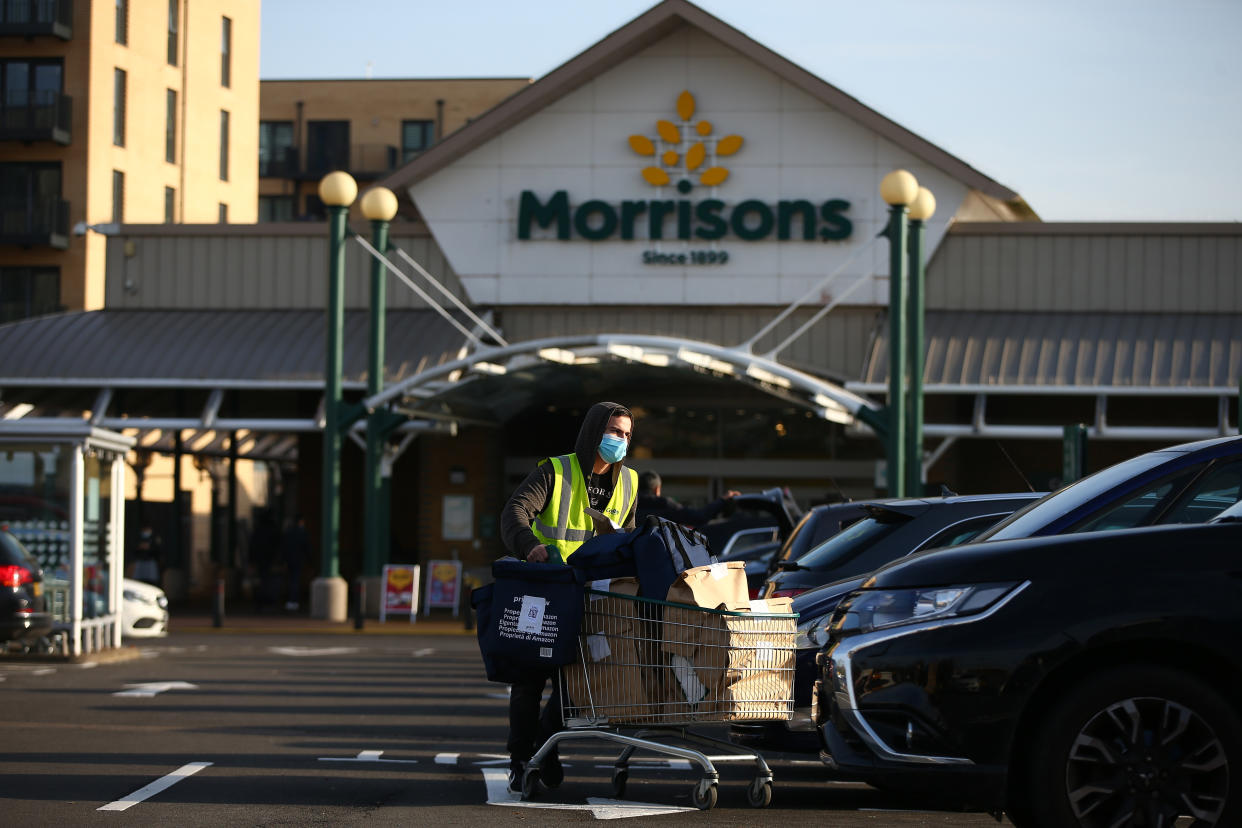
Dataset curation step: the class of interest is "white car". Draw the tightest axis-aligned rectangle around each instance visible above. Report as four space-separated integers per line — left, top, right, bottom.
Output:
122 578 169 638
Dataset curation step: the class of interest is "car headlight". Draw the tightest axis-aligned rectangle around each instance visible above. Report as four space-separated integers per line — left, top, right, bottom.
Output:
831 582 1020 634
123 589 151 604
795 612 833 649
156 595 169 609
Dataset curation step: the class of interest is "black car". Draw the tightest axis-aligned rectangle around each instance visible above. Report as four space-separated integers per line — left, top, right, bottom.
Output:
0 528 52 649
976 434 1242 542
761 494 1043 599
816 497 1242 826
762 499 890 582
730 493 1039 753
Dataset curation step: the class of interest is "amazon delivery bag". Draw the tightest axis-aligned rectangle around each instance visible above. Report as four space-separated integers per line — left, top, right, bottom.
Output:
481 558 586 669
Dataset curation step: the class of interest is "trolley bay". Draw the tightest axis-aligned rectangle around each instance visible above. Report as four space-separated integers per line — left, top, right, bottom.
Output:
0 629 1011 825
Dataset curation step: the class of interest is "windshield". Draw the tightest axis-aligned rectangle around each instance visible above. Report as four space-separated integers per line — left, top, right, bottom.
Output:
975 451 1182 541
1212 499 1242 522
794 513 908 572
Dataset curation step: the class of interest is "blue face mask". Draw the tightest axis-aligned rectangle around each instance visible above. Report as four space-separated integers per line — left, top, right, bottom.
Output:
598 434 627 465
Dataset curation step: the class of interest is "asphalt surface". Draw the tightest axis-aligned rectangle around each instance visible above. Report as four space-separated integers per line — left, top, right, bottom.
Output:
0 619 1012 826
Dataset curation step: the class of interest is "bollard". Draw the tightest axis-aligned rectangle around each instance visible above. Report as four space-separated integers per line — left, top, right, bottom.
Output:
213 578 225 628
354 578 365 631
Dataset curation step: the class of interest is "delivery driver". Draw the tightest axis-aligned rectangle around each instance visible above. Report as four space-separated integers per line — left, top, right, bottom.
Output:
499 401 638 793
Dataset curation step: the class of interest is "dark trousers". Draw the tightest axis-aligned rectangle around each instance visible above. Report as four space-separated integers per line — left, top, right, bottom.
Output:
507 669 563 761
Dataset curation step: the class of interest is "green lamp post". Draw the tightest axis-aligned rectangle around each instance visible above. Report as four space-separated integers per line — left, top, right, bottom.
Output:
905 185 936 495
880 169 919 497
358 186 402 588
312 170 357 621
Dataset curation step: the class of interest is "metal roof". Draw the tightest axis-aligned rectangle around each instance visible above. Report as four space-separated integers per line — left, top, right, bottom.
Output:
859 311 1242 391
0 309 472 387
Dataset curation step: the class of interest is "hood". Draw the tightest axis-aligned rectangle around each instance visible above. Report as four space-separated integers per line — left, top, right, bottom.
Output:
574 401 633 482
122 577 167 599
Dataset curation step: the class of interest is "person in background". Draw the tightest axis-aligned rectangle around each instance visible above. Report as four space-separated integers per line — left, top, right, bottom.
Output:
248 508 280 613
498 401 639 793
280 514 311 612
635 470 740 528
132 524 163 586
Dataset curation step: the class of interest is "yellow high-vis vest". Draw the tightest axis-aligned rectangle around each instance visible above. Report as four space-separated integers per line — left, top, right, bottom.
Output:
531 453 637 561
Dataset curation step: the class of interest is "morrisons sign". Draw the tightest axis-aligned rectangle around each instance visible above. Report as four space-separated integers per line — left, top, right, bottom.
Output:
516 190 853 243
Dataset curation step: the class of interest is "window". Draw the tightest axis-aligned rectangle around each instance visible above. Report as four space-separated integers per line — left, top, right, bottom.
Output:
113 69 126 146
304 193 326 221
401 120 434 162
165 89 177 163
0 267 60 323
258 195 295 222
220 16 231 87
164 186 175 223
167 0 179 66
306 120 349 174
0 162 63 241
218 203 227 223
115 0 127 44
258 121 294 176
219 109 229 181
111 170 124 223
1 59 64 129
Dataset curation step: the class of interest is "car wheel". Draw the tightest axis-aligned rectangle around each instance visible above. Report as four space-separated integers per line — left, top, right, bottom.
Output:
1021 665 1242 828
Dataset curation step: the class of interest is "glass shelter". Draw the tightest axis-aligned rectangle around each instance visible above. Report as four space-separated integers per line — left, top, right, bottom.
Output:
0 422 133 655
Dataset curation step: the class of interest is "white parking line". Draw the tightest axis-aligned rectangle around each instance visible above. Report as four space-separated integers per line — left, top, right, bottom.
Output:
97 762 212 811
412 648 435 657
318 749 418 764
481 768 694 818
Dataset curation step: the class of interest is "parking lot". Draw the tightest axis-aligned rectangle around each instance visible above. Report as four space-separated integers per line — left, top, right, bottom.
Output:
0 628 1011 825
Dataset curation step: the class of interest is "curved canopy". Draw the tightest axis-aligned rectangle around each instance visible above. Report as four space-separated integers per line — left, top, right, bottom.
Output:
366 332 882 432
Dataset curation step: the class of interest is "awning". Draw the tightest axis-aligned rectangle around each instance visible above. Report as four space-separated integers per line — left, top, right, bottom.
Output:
0 308 472 386
857 311 1242 391
850 311 1241 441
0 309 477 460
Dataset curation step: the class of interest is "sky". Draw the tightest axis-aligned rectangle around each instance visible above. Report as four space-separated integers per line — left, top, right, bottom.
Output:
258 0 1242 222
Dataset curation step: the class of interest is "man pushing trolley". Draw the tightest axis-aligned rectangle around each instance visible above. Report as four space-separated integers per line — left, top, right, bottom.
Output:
482 401 797 809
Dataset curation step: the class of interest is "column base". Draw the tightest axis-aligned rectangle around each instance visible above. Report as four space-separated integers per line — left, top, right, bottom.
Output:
310 576 348 621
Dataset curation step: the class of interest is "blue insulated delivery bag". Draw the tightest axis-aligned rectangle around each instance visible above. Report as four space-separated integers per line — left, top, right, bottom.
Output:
471 582 522 684
480 558 586 673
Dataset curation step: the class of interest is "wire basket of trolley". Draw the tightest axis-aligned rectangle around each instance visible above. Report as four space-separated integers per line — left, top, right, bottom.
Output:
473 518 797 811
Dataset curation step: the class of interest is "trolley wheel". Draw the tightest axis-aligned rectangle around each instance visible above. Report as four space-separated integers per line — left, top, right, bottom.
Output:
690 778 717 810
521 768 541 800
746 777 773 808
611 768 628 798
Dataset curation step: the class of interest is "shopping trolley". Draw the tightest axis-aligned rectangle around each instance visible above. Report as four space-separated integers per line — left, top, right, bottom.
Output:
520 586 797 810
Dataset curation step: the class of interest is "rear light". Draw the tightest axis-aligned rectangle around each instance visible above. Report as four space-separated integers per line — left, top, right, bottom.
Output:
0 564 34 587
769 588 807 599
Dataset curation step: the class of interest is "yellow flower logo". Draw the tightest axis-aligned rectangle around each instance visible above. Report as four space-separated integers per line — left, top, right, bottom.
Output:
628 91 743 193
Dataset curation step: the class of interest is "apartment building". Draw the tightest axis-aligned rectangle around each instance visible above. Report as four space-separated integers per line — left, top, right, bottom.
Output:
0 0 258 321
257 77 528 221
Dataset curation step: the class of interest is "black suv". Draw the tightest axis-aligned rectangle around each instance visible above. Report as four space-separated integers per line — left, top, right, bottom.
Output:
730 493 1040 753
817 496 1242 827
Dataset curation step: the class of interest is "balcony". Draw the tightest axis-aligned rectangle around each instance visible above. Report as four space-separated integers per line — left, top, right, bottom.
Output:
299 143 401 180
0 0 73 39
1 90 72 144
0 196 69 249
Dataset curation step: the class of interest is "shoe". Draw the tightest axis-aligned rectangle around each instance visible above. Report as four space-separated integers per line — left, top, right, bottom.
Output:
542 753 564 789
507 759 524 794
